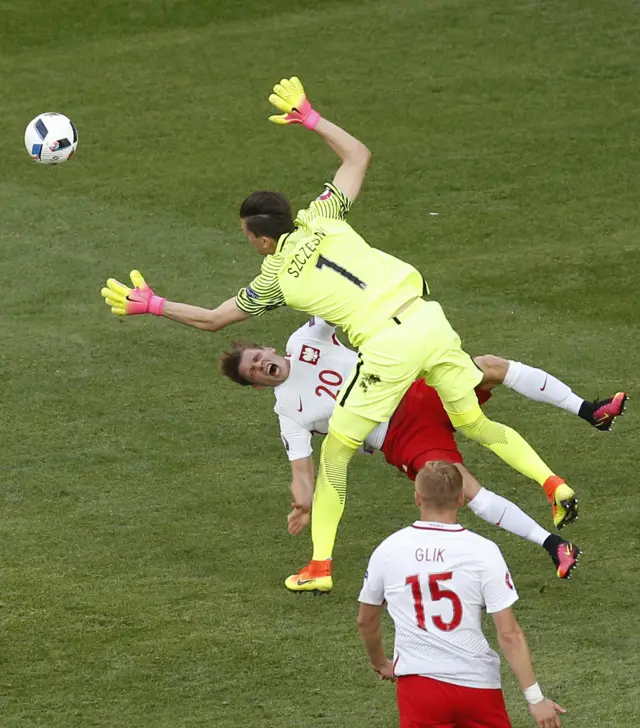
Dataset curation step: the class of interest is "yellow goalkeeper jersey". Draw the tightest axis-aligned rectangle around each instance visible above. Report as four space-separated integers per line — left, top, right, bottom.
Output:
235 183 427 348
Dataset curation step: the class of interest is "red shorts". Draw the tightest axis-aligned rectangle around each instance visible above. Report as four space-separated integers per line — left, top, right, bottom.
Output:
381 380 491 481
397 675 512 728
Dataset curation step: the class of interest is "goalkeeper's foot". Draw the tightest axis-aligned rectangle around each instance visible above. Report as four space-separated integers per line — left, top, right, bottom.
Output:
543 534 582 579
580 392 628 432
543 476 578 530
285 559 333 593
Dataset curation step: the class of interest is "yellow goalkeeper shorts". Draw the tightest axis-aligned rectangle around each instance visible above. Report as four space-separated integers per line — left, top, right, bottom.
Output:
331 299 483 437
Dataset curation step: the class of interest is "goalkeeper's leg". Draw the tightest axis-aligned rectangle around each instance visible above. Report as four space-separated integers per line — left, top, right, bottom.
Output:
445 391 578 530
310 428 360 560
284 408 376 593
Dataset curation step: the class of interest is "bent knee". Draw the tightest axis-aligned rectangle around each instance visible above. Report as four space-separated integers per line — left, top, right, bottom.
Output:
474 354 509 389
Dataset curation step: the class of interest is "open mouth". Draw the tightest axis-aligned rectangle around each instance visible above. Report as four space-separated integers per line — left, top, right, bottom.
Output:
267 363 279 377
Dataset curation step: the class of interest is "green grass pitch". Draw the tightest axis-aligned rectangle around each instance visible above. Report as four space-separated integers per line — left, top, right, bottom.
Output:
1 1 639 726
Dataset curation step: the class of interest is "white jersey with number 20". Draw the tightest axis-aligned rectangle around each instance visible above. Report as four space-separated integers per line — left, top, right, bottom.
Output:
359 522 518 689
274 318 387 461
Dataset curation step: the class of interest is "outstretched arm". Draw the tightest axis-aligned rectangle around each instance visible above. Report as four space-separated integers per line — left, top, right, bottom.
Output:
101 271 251 332
162 297 250 331
268 76 371 202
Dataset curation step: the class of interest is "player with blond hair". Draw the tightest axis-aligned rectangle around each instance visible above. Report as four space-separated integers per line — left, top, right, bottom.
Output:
358 461 566 728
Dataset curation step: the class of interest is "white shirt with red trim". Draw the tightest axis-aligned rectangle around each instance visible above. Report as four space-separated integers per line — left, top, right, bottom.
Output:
274 318 388 461
359 521 518 689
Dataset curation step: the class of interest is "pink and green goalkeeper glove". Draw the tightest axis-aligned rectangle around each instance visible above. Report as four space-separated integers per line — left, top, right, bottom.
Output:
101 270 165 316
268 76 321 129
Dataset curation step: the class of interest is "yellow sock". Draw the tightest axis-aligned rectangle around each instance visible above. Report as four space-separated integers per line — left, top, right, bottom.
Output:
448 405 554 486
311 429 360 561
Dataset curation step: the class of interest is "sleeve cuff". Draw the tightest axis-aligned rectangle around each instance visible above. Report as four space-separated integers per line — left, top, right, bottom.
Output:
485 592 519 614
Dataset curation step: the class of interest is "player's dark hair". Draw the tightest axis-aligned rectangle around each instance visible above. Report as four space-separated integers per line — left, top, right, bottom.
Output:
240 191 295 240
416 461 463 510
219 341 265 386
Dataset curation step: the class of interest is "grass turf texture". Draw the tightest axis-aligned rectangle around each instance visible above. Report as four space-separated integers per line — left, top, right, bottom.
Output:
1 0 639 726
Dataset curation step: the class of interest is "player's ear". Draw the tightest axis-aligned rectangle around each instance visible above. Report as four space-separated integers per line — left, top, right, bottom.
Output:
265 347 276 354
258 235 276 253
413 489 421 508
457 490 465 508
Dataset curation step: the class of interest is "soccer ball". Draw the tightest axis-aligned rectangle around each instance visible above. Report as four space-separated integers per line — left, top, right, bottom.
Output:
24 112 78 164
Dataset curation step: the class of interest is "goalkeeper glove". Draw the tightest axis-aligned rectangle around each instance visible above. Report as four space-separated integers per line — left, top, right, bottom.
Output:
268 76 321 129
101 270 166 316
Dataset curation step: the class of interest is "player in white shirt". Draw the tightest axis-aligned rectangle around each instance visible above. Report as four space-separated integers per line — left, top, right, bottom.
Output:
357 461 565 728
220 318 625 589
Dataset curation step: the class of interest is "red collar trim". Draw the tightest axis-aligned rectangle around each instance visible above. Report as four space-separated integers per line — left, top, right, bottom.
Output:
411 521 465 532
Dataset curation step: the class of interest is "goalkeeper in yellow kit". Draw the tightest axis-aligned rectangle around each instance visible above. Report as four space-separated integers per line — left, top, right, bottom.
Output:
102 78 578 593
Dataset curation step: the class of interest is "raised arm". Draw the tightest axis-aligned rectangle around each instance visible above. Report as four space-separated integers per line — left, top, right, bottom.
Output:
268 76 371 202
313 117 371 203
